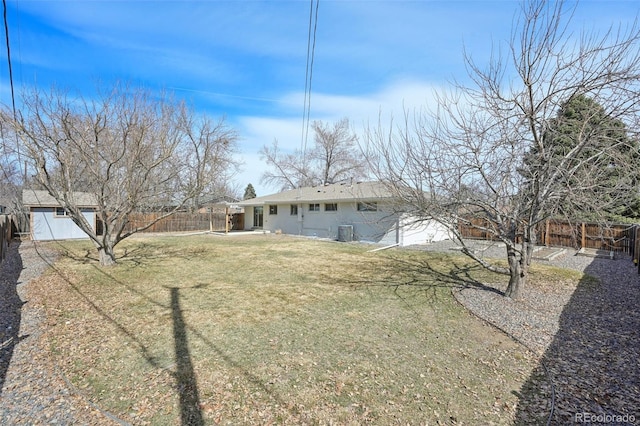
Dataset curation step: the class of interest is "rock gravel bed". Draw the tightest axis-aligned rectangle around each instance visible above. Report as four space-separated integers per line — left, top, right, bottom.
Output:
452 247 594 356
422 239 640 425
0 241 117 425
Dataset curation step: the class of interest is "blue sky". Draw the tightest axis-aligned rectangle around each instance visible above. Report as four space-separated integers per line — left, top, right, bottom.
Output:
1 0 638 196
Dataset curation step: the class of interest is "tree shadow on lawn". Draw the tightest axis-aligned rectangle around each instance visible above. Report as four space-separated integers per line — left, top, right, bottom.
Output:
514 256 640 425
0 241 25 395
351 252 505 302
46 259 299 424
60 241 198 266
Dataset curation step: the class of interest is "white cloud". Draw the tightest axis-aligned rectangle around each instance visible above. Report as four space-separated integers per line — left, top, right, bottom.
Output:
240 116 303 151
232 78 444 195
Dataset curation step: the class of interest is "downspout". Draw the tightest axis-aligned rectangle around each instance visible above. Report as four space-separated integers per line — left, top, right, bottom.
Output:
368 243 399 253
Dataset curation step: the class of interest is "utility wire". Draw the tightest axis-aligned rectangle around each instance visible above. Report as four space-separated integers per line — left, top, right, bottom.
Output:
2 0 21 172
2 0 25 215
3 0 17 121
300 0 314 152
299 0 319 186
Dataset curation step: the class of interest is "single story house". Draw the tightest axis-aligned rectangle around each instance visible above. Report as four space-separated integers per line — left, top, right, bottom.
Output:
237 181 451 246
23 190 98 241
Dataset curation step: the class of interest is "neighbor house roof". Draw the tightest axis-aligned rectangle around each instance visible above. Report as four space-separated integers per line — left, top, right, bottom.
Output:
238 181 395 206
23 190 99 208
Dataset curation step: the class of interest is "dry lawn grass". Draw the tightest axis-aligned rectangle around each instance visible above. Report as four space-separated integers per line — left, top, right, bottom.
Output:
30 234 544 425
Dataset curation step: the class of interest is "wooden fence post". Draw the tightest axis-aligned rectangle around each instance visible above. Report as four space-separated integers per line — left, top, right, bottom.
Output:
0 215 12 265
581 222 586 249
545 220 550 246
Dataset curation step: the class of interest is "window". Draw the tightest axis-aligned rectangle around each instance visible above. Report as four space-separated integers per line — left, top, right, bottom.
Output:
325 203 338 212
309 203 320 212
269 205 278 215
290 204 298 215
55 207 69 217
357 202 378 212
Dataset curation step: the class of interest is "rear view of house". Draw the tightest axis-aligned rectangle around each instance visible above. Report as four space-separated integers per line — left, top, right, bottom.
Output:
238 181 451 246
23 190 97 241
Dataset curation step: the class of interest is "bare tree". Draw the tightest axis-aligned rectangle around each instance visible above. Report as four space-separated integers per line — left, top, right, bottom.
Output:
0 120 25 213
3 84 238 266
259 139 310 190
366 0 640 299
0 153 21 210
260 118 367 190
310 118 365 185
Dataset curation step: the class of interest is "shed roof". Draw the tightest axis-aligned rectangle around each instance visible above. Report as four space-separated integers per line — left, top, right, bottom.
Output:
238 181 394 206
23 190 99 208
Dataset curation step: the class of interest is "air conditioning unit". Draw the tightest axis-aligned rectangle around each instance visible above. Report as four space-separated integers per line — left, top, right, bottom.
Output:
338 225 353 242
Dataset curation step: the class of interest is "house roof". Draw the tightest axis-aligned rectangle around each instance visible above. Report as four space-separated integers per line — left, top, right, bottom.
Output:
238 181 394 206
23 190 99 208
199 195 241 205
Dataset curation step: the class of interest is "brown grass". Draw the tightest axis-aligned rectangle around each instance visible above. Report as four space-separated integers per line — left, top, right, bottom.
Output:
29 234 552 425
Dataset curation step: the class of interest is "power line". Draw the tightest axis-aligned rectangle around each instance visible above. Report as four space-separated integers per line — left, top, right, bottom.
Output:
299 0 319 185
3 0 17 121
2 0 24 202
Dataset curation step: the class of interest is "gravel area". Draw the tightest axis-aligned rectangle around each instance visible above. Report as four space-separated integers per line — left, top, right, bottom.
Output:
0 241 119 425
422 239 640 425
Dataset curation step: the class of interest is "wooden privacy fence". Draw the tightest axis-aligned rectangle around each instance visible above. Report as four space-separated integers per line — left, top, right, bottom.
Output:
122 211 244 234
459 218 637 255
0 214 14 265
541 221 636 254
457 218 496 240
548 221 634 253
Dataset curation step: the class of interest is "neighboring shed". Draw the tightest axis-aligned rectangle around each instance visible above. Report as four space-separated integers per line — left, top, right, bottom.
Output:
23 190 98 241
237 181 452 246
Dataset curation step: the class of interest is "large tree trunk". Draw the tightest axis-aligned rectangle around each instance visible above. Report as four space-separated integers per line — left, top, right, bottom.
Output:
97 245 116 267
504 245 527 299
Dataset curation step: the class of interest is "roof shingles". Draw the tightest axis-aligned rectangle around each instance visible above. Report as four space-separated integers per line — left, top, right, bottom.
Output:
23 190 98 208
238 181 393 205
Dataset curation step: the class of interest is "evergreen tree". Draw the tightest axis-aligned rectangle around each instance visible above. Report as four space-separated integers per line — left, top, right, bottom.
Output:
522 94 640 221
243 183 257 200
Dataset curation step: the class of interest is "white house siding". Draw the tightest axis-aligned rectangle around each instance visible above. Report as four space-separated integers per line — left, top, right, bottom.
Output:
380 215 453 247
245 206 265 230
245 206 255 229
263 204 302 235
238 182 453 246
249 201 401 242
347 204 399 243
31 207 95 241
